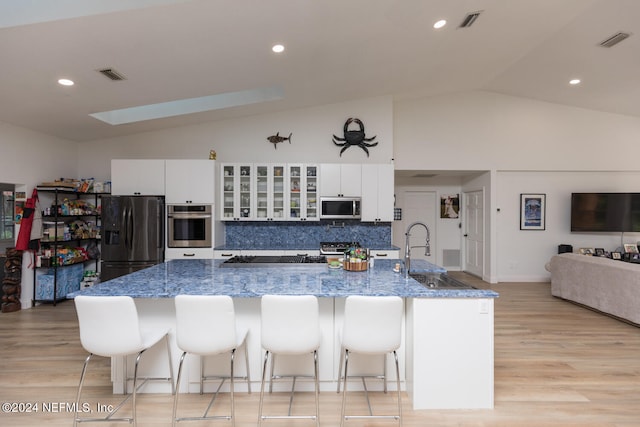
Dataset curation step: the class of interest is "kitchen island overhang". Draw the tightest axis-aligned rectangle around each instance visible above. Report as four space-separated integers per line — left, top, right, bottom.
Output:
68 259 498 410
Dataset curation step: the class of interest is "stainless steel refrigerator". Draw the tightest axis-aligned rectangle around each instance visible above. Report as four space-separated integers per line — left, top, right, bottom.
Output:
100 195 165 281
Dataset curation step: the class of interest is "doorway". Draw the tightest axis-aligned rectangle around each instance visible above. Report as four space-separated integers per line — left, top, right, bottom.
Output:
0 183 15 253
398 191 436 264
463 190 484 277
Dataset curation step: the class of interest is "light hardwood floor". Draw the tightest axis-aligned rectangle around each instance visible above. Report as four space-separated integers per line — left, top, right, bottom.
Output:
1 274 640 426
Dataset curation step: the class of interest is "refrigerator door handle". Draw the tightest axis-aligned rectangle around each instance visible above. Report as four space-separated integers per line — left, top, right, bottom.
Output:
127 207 134 251
158 205 163 249
120 204 129 249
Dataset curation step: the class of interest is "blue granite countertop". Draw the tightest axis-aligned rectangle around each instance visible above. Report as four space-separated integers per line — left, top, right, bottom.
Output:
67 259 497 299
213 244 401 251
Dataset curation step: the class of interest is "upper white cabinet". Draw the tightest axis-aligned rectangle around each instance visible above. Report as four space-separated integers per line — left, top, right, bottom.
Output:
111 159 165 195
165 159 215 204
288 164 319 221
319 164 361 197
221 164 254 220
361 164 394 222
255 164 286 221
221 163 319 221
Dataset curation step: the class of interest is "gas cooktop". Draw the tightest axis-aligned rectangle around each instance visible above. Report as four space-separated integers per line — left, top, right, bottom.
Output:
220 255 327 268
319 241 361 255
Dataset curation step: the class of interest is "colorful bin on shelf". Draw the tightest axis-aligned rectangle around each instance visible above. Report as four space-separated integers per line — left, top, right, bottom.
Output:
35 264 84 300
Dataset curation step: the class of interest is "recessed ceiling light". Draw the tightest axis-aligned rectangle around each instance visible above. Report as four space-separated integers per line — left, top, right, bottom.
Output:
569 79 581 85
58 78 74 86
433 19 447 29
272 44 285 53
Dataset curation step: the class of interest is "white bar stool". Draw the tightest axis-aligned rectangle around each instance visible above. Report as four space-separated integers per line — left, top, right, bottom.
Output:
172 295 250 427
258 295 321 427
338 295 403 427
73 295 175 427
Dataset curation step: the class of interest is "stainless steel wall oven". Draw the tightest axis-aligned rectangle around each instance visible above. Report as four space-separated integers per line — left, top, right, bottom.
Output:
167 204 212 248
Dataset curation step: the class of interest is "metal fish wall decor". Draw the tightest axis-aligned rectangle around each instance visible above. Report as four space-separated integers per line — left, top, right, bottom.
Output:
267 132 292 149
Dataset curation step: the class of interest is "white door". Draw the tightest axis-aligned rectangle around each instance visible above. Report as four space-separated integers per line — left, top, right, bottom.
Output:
463 190 484 277
402 191 436 264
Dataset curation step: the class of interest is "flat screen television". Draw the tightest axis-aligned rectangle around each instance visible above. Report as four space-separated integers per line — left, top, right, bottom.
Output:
571 193 640 232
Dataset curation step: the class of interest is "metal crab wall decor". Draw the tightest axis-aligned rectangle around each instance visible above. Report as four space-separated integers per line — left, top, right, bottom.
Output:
332 118 378 157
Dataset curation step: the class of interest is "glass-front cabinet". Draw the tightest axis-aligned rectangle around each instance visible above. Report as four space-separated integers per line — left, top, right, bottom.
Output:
221 163 317 221
255 164 286 221
288 164 318 221
221 164 253 220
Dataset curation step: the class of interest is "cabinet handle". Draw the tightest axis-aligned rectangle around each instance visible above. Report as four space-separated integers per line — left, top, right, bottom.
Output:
183 253 196 257
221 253 233 257
376 253 388 257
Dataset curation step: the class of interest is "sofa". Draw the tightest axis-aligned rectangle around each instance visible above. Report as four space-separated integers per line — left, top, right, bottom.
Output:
549 253 640 325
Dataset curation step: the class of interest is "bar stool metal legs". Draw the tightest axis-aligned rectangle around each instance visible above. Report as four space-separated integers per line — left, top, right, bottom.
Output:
258 349 320 427
172 295 250 427
338 295 403 427
258 295 321 427
339 349 402 427
73 296 175 427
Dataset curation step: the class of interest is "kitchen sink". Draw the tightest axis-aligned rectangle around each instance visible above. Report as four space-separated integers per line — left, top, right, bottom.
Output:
408 272 476 290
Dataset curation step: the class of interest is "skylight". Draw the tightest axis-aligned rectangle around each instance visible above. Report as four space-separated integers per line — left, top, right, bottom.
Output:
0 0 190 29
89 86 285 125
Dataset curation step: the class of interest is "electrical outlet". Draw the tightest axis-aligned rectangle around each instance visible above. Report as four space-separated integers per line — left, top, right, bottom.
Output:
479 299 489 314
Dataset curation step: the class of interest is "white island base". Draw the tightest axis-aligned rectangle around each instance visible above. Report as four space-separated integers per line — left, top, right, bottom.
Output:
406 297 494 409
109 296 494 410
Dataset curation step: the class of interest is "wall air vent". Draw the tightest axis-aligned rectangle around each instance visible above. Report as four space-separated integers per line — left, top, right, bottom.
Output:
599 32 631 48
459 11 482 28
98 68 127 81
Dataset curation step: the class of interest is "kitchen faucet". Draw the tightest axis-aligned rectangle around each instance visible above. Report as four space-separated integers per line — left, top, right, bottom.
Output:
404 221 431 278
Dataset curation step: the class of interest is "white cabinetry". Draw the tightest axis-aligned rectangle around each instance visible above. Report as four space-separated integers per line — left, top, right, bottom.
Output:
221 163 319 221
287 164 319 221
255 164 286 221
319 164 361 197
361 164 394 222
111 159 165 195
165 160 215 204
220 164 253 221
369 249 400 259
213 250 243 259
165 248 214 260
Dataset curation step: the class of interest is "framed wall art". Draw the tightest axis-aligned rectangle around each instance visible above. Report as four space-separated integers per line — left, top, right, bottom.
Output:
440 194 460 219
520 193 546 230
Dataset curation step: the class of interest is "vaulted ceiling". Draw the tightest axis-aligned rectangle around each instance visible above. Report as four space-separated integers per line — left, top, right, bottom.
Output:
1 0 638 142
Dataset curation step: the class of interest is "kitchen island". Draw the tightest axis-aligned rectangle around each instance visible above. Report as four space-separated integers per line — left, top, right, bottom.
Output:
68 259 497 409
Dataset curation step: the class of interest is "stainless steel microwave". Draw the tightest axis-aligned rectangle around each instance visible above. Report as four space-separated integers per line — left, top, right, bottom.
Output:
320 197 361 219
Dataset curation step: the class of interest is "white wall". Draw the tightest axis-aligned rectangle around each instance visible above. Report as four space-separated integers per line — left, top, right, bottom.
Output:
0 121 78 188
393 91 640 282
393 177 466 270
0 120 79 309
394 91 640 171
497 171 640 282
77 96 394 179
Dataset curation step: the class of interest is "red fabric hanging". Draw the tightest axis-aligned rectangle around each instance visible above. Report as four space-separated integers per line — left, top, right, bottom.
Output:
15 188 38 251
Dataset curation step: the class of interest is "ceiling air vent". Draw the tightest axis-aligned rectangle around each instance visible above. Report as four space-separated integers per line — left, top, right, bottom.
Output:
98 68 127 81
599 32 631 48
459 11 482 28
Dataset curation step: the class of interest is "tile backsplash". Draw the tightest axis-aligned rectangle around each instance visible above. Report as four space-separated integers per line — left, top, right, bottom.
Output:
224 220 392 249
